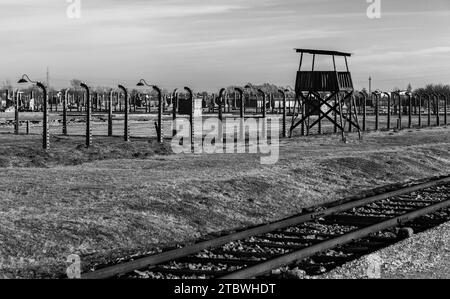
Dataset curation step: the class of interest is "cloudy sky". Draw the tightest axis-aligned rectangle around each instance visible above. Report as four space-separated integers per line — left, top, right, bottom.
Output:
1 0 450 91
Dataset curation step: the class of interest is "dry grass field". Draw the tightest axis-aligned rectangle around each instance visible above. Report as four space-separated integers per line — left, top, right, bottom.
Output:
0 124 450 278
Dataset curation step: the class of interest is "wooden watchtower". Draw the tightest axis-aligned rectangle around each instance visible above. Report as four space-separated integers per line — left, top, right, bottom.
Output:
290 49 361 141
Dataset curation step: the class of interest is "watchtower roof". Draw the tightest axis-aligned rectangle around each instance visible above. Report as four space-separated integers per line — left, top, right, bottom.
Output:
294 49 352 57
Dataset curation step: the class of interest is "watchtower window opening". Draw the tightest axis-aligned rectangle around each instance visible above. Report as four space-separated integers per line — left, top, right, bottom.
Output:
299 54 349 72
295 49 353 92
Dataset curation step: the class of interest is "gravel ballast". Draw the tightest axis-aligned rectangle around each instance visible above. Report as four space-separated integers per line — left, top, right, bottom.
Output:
319 221 450 279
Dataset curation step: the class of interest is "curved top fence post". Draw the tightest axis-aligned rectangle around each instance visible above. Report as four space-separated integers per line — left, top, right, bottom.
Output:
80 83 92 147
278 89 288 138
257 88 267 118
118 84 130 142
235 87 244 118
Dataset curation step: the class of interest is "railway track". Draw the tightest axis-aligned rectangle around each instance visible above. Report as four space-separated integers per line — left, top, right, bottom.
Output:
82 176 450 279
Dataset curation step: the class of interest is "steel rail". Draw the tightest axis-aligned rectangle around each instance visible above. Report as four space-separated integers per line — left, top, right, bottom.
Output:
221 197 450 279
81 176 450 279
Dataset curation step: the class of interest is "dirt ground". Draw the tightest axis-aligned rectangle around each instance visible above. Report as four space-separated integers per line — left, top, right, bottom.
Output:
0 125 449 278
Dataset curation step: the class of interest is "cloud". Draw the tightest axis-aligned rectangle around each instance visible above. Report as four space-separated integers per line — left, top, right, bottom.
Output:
155 30 344 51
353 46 450 62
0 0 449 91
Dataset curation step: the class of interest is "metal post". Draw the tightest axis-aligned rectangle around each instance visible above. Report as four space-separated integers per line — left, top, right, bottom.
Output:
288 94 291 115
114 93 118 112
372 92 379 131
427 94 431 126
6 89 10 108
56 93 59 112
280 90 287 138
218 95 223 121
435 94 440 126
358 91 367 132
258 89 266 119
414 94 418 115
144 94 148 113
80 83 92 147
63 89 69 135
39 83 49 149
108 90 113 136
270 94 274 114
218 88 226 122
135 79 166 143
14 90 19 135
263 92 266 118
417 94 422 127
118 85 130 142
99 93 103 112
384 92 391 130
235 88 244 119
395 92 402 130
444 94 448 125
184 87 194 152
49 92 53 112
154 85 163 143
164 94 168 113
172 89 178 138
217 91 224 144
375 93 380 131
407 93 412 129
68 93 72 112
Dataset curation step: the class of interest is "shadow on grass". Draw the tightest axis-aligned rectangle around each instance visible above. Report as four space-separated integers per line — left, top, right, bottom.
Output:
0 135 173 168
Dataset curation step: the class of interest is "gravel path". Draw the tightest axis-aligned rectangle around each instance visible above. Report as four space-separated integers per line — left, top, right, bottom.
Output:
319 221 450 279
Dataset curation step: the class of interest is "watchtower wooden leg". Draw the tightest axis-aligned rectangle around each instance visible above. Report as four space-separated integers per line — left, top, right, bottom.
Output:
300 98 305 136
351 94 362 140
337 94 346 142
289 94 300 138
334 96 338 134
348 97 353 133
